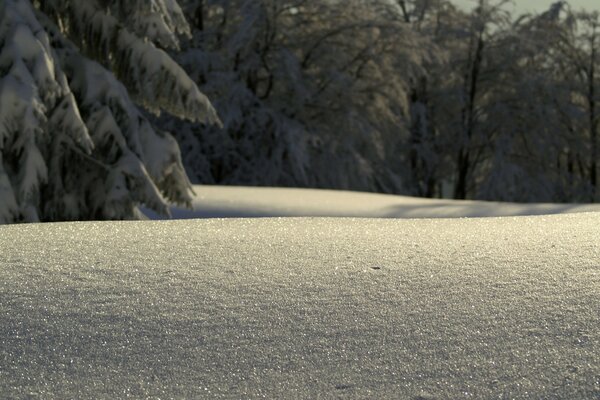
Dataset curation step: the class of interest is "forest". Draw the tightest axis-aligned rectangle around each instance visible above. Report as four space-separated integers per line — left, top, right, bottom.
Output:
1 0 599 223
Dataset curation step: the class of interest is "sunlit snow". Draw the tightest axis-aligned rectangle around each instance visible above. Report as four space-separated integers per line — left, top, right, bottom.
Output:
1 187 599 398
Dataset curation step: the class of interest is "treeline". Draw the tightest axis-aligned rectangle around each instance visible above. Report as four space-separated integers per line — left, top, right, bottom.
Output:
0 0 597 223
169 0 600 202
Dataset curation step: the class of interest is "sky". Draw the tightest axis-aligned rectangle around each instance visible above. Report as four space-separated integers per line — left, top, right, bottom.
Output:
453 0 599 14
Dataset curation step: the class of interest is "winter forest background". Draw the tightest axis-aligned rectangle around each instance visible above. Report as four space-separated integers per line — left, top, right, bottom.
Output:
1 0 600 223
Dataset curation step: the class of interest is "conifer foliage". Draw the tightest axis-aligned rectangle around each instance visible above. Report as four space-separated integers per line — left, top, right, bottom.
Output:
0 0 219 223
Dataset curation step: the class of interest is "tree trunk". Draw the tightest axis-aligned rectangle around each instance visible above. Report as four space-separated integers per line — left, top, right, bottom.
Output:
454 26 484 200
409 77 437 197
588 34 598 201
455 151 470 200
397 0 411 23
194 0 204 31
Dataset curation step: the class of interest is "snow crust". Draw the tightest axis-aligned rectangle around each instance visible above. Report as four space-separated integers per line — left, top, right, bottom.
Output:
143 185 600 219
1 215 599 398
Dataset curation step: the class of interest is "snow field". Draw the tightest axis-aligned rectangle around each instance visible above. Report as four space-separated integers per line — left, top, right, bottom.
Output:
1 213 599 398
144 185 600 219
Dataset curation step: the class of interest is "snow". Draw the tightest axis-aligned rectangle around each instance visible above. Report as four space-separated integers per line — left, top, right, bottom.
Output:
2 186 600 398
143 185 600 219
1 214 599 398
116 30 221 125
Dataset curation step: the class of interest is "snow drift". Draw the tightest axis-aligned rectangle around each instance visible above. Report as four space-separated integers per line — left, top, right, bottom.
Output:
1 213 599 398
143 185 600 219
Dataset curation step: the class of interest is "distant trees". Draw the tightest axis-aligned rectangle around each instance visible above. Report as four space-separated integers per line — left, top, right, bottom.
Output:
0 0 218 223
3 0 600 225
553 9 600 201
169 0 429 193
387 0 600 202
173 0 600 203
438 0 514 200
468 2 600 202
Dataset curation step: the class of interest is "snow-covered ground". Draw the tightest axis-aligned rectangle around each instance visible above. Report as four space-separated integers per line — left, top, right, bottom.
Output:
2 187 600 398
144 185 600 219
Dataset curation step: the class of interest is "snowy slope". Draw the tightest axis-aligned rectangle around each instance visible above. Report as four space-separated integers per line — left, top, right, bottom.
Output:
1 215 599 398
143 185 600 219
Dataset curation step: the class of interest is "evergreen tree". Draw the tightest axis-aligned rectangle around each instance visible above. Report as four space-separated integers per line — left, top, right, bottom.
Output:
0 0 219 223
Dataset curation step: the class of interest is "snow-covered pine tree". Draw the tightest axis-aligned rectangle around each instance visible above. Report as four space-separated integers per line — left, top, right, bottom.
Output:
0 0 219 223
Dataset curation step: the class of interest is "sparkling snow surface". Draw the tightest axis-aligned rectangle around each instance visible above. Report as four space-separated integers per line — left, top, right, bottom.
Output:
1 215 599 398
144 185 600 219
